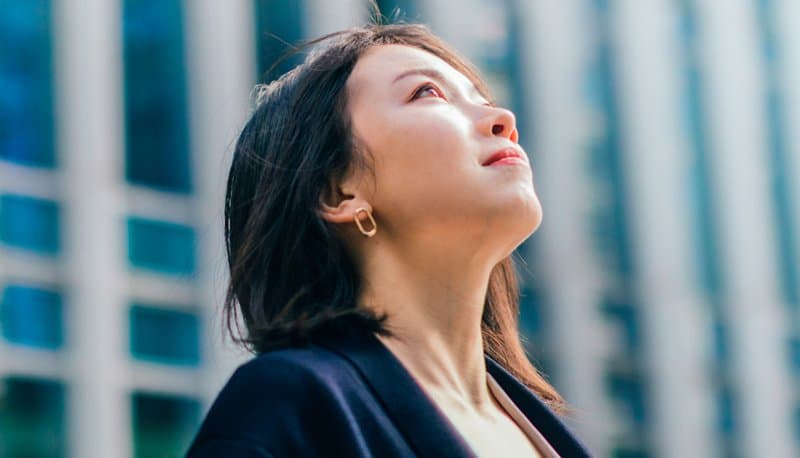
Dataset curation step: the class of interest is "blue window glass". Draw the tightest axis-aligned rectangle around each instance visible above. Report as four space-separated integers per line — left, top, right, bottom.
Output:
130 304 200 366
716 385 737 436
132 391 200 458
519 285 543 336
754 0 799 307
711 319 730 364
253 0 305 81
677 0 725 301
122 0 191 193
609 446 649 458
605 369 648 426
126 217 196 275
794 404 800 444
376 0 418 23
0 194 60 255
601 299 640 352
0 377 66 458
789 337 800 376
584 3 635 280
1 284 63 349
0 0 55 168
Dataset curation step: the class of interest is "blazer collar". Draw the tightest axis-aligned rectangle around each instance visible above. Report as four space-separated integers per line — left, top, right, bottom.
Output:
313 328 476 458
485 357 592 457
313 328 591 458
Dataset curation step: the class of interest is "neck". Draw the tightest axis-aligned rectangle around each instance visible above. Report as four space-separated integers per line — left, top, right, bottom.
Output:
358 239 498 413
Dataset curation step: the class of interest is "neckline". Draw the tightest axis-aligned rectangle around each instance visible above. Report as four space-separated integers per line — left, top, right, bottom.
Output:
486 372 560 458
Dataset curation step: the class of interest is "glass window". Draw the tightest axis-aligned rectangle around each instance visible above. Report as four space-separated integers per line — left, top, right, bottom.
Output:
677 1 725 301
716 385 737 436
375 0 417 23
605 369 648 426
794 404 800 445
0 0 55 168
126 217 196 275
129 304 200 366
1 284 63 349
132 391 200 458
789 337 800 376
711 320 730 365
601 299 640 353
754 0 799 307
584 6 634 279
609 445 649 458
0 194 60 255
0 377 66 458
253 0 305 81
122 0 191 193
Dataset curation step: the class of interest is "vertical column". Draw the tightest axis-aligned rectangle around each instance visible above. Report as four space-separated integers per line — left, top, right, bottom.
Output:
695 0 796 456
184 0 256 405
522 0 613 454
54 0 130 456
416 0 477 51
305 0 363 36
776 0 800 289
612 1 715 456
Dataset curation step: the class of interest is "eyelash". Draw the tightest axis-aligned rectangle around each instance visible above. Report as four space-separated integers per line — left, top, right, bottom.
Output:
411 83 445 101
410 82 495 107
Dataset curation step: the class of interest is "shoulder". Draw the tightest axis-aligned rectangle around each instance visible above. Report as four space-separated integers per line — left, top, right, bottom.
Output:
187 345 362 456
224 346 352 397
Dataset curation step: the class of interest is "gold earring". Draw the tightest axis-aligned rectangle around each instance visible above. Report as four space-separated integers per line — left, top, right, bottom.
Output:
354 207 377 237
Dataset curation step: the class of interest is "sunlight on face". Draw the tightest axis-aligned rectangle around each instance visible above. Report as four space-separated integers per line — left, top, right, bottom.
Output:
345 44 542 258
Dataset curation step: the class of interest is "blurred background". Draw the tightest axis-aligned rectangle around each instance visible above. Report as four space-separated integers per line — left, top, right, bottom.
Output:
1 0 799 457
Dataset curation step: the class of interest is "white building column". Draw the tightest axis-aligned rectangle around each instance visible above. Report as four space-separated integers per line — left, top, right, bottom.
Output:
184 0 256 406
54 0 130 456
305 0 363 37
521 0 614 454
696 1 797 456
612 1 715 456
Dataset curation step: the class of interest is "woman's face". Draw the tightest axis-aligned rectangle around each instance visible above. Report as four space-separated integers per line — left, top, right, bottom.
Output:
344 44 542 258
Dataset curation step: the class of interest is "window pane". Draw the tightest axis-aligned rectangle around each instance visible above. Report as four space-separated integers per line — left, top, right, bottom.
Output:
789 337 800 376
605 369 648 426
132 392 200 458
126 217 196 275
1 284 63 349
0 194 60 255
253 0 305 81
122 0 191 193
376 0 417 22
601 299 640 352
0 0 55 168
130 304 200 366
0 377 66 458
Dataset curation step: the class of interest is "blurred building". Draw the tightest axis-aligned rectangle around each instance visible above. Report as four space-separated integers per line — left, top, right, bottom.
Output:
0 1 798 457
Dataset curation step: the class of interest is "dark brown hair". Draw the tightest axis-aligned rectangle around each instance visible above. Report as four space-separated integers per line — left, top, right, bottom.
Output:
224 20 566 413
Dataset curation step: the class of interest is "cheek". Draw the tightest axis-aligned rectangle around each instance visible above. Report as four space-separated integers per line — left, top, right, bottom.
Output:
381 111 475 174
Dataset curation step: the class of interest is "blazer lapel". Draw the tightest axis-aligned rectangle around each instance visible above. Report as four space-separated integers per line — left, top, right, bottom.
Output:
485 356 592 457
314 329 477 458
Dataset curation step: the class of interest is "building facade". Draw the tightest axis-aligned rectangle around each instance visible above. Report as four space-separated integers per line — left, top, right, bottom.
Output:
1 1 798 457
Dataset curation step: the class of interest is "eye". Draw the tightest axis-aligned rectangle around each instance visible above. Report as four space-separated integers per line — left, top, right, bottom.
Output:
411 83 445 101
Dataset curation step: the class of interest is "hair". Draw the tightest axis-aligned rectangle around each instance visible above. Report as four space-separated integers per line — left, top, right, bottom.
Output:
223 20 567 413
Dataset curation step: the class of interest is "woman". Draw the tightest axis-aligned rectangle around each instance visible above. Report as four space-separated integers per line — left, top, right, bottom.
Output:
187 21 591 458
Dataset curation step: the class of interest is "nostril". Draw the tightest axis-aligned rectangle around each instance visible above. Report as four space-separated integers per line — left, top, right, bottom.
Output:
492 124 504 135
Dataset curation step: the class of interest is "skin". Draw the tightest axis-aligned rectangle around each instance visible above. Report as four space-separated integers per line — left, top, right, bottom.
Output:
318 44 544 456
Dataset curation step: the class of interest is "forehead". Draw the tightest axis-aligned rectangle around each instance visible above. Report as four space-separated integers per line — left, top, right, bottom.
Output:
347 44 480 99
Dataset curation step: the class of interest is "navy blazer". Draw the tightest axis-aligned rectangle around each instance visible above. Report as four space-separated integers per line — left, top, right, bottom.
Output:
186 328 591 457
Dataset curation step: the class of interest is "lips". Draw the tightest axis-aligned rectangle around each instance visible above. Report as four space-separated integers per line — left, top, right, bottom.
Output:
482 147 527 167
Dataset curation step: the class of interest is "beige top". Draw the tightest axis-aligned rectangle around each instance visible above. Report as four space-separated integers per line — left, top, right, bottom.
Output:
486 372 561 458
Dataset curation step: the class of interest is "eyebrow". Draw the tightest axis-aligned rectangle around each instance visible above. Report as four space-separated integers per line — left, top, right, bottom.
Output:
392 67 487 102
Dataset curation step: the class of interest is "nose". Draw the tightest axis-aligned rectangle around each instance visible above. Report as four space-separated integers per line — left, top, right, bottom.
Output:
479 106 519 143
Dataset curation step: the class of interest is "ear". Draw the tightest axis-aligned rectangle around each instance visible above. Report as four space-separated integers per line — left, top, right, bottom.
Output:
317 178 371 225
